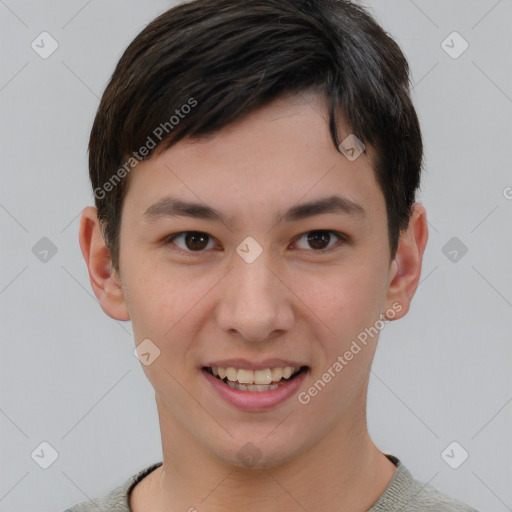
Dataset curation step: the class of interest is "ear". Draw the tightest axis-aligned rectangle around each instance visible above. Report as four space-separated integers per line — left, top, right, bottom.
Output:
78 206 130 321
383 203 428 320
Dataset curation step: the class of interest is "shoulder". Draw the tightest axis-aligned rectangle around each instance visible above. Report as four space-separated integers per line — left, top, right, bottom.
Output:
61 485 127 512
61 462 163 512
399 474 480 512
369 455 479 512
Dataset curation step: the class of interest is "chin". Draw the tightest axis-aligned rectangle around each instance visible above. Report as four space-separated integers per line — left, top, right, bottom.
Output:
205 434 312 471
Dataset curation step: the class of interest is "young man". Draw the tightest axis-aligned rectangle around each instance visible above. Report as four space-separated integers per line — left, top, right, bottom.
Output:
67 0 478 510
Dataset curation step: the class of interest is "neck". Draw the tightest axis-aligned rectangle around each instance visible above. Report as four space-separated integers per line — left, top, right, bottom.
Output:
131 394 396 512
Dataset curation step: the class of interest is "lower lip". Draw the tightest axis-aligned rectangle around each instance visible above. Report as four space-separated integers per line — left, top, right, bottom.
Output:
202 368 308 412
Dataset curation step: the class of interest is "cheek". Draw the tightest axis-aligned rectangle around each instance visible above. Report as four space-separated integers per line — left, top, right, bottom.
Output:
300 262 385 342
305 271 383 405
127 282 179 341
123 265 214 355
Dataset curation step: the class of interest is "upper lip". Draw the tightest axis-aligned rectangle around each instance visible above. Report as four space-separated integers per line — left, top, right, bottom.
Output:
203 359 309 370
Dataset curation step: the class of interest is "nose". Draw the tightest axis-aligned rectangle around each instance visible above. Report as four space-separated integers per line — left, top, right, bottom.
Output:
215 251 295 343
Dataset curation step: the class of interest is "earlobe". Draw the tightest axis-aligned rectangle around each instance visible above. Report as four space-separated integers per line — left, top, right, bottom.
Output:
78 206 130 321
384 203 429 320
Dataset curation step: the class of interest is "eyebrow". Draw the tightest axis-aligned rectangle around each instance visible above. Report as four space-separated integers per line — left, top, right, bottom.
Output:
142 194 366 228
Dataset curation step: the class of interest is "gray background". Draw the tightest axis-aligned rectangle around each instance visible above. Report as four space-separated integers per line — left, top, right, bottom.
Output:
1 1 511 511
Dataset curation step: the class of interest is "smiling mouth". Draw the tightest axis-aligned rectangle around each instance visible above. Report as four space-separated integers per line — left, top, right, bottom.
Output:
203 366 309 392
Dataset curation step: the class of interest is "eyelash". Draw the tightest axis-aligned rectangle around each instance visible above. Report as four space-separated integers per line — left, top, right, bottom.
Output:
162 230 348 255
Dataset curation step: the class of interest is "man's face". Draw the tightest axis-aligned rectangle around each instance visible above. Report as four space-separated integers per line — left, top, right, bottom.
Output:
116 92 400 467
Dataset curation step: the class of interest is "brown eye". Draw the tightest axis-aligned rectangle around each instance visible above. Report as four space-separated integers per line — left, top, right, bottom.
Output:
167 232 214 252
294 230 345 251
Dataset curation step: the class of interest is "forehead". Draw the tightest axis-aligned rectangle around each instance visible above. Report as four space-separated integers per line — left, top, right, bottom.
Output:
121 92 384 226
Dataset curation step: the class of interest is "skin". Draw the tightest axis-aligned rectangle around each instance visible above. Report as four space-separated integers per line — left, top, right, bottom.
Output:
79 92 428 512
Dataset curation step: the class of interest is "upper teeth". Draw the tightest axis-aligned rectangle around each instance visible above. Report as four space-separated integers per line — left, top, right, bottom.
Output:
211 366 299 385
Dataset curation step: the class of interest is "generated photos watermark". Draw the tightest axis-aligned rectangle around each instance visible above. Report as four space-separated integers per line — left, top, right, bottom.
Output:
297 301 403 405
94 97 198 200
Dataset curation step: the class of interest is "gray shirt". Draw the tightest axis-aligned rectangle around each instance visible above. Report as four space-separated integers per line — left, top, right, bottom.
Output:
63 455 479 511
